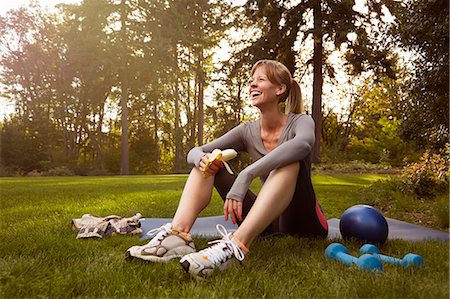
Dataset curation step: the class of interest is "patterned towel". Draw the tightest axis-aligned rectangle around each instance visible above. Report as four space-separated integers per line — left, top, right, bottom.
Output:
71 213 143 239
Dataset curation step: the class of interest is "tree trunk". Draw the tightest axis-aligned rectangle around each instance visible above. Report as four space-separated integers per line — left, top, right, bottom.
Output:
236 81 242 122
120 0 129 175
120 73 129 175
197 49 204 146
312 0 323 164
96 103 106 171
197 78 204 146
173 77 184 173
152 96 160 173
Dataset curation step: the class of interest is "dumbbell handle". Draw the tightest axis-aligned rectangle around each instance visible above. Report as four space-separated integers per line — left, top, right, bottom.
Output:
370 253 402 264
335 252 353 265
360 244 424 268
371 252 423 267
334 251 358 266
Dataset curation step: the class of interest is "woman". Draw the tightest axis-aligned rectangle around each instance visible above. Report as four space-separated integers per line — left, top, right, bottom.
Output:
126 59 328 279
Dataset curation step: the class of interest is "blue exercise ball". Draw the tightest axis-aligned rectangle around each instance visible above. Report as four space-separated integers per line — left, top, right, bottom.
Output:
339 205 389 244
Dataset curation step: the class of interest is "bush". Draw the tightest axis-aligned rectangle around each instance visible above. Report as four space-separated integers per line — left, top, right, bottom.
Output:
0 166 18 177
434 194 449 228
26 170 43 177
46 166 75 176
401 147 449 198
312 160 394 173
360 176 412 205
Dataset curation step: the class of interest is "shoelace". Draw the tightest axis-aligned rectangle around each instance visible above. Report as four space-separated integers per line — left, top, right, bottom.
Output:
146 223 172 239
200 224 245 264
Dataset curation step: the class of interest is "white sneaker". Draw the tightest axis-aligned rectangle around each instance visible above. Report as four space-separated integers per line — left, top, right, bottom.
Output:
179 224 247 279
125 223 196 262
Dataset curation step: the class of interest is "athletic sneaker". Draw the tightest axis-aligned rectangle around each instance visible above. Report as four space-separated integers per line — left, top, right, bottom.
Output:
125 223 196 262
179 224 248 279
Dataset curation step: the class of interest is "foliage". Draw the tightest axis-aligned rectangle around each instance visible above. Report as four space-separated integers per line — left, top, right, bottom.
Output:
321 73 417 166
0 0 446 175
361 147 449 200
312 160 393 173
360 176 449 229
390 0 449 150
0 118 50 174
234 0 396 76
347 117 408 166
227 0 400 162
45 166 75 176
359 147 449 229
435 194 450 228
0 1 234 175
401 147 449 198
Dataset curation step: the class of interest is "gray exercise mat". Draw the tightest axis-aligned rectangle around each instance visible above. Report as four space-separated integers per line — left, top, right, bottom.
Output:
140 216 449 242
327 218 449 242
140 216 238 239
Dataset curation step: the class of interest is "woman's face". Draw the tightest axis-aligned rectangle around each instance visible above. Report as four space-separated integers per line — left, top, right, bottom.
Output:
249 66 285 108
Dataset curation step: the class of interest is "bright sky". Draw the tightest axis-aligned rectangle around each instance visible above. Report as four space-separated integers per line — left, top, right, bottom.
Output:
0 0 80 15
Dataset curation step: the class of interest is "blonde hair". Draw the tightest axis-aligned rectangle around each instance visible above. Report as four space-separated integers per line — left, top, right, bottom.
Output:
251 59 304 114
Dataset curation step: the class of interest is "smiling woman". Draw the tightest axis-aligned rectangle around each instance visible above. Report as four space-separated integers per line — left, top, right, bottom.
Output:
123 59 329 280
250 60 303 115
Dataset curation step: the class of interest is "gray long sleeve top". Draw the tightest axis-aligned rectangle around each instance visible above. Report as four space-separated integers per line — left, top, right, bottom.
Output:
187 113 315 202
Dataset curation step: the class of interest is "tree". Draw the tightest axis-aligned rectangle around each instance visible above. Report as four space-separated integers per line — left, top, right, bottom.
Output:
119 0 130 175
0 1 235 175
0 5 63 171
390 0 449 150
1 117 48 173
59 0 116 172
153 0 231 172
346 75 411 165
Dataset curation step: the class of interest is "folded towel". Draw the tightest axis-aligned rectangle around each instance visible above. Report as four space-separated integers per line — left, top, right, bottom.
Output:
71 213 143 239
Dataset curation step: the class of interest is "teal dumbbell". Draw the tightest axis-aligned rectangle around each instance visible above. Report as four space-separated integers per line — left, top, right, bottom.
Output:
325 243 383 272
360 244 424 268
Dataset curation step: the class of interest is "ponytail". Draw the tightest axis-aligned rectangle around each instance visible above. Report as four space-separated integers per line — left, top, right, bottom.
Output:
285 79 304 114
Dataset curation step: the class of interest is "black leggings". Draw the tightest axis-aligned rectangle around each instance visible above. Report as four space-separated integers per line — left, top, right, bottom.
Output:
213 159 328 239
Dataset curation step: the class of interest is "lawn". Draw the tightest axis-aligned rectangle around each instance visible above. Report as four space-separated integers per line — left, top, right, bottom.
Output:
0 174 448 298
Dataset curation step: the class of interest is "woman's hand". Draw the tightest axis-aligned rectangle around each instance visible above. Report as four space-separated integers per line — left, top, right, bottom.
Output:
224 198 243 224
199 153 223 177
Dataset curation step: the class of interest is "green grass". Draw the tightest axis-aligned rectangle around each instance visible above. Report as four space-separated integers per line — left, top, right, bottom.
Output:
0 174 448 298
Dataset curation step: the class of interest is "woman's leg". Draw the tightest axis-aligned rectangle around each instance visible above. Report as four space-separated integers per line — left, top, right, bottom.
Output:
171 167 215 233
214 167 278 234
232 161 300 248
213 167 256 223
278 159 328 238
126 168 205 261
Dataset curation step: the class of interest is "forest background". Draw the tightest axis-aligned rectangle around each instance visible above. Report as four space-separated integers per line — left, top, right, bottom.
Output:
0 0 447 183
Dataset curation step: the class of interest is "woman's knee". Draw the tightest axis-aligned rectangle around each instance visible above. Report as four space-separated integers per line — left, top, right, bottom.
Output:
262 162 300 192
270 161 300 178
185 167 214 191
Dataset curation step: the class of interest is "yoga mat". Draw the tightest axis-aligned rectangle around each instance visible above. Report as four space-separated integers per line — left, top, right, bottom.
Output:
327 218 449 242
140 216 449 242
140 216 238 239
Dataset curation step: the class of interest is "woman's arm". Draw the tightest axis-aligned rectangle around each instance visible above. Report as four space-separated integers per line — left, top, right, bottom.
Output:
187 124 247 168
226 115 315 202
